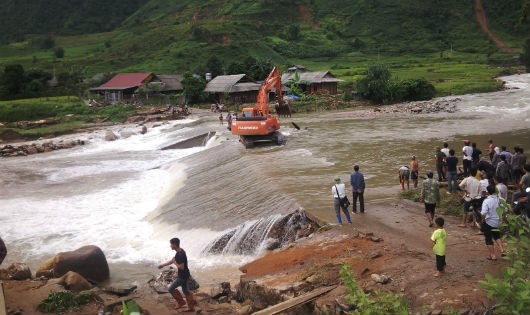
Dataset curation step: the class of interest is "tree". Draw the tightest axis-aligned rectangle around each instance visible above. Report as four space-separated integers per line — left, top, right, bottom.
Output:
0 64 26 98
227 61 245 75
522 38 530 72
206 56 224 77
356 64 391 104
54 47 65 59
40 36 55 49
285 24 300 40
181 73 206 104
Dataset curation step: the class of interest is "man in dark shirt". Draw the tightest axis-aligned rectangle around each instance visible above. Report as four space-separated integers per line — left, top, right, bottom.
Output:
350 164 366 213
446 149 459 194
471 142 482 166
158 237 195 312
435 147 446 181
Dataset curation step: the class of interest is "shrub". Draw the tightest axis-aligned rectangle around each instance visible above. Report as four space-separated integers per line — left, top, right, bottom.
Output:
37 290 98 313
339 264 410 314
480 212 530 314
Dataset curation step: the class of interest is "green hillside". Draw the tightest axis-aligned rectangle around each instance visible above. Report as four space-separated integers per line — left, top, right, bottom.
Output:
0 0 528 97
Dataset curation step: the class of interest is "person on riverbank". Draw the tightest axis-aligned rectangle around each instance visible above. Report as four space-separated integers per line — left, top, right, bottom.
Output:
441 142 450 179
350 164 366 213
398 165 410 190
481 185 505 261
459 168 481 228
495 155 510 184
521 164 530 192
0 236 6 266
435 147 445 181
219 113 224 125
158 238 195 312
226 112 233 130
421 171 440 227
462 140 473 177
431 217 446 277
332 178 352 224
511 147 527 188
492 147 501 169
446 149 459 194
487 140 495 160
410 155 419 188
471 142 482 167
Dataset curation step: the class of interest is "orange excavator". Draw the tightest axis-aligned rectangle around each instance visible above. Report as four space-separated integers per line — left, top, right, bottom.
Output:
231 66 286 148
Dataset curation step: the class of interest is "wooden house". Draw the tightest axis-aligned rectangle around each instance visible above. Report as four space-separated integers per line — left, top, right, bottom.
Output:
281 67 342 95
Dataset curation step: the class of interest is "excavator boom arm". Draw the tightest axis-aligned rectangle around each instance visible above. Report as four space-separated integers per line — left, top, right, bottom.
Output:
256 67 283 116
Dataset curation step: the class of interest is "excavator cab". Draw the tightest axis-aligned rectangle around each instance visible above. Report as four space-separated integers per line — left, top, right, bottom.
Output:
231 67 285 148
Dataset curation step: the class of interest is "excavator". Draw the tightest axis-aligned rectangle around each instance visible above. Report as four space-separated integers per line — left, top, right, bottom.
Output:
231 66 286 148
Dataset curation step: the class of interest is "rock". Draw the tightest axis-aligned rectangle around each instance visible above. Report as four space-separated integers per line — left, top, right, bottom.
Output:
104 284 138 296
238 305 252 315
370 251 383 259
36 245 109 282
6 263 32 280
305 274 318 284
430 310 442 315
120 131 136 139
140 125 147 134
104 131 118 141
265 240 281 251
218 296 230 303
370 236 383 242
371 274 390 284
211 282 232 299
26 145 38 155
236 280 282 308
48 271 92 292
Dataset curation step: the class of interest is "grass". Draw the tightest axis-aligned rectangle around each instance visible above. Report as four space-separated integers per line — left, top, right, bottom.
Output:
399 188 463 217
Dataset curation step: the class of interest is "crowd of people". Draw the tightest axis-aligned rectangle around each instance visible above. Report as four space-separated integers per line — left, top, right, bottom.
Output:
333 139 529 277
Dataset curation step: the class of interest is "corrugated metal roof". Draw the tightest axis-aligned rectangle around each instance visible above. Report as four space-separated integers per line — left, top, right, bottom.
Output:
204 74 247 92
281 71 342 84
99 73 152 89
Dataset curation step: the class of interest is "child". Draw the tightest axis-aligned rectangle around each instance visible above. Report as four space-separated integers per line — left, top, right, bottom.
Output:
431 217 446 277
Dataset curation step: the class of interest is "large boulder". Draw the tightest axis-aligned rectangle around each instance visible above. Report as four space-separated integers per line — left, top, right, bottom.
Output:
36 245 109 282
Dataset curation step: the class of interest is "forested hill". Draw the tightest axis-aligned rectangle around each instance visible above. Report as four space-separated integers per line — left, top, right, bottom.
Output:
0 0 528 74
0 0 149 43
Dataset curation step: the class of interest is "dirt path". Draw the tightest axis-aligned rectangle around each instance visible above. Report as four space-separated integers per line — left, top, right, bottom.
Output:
474 0 515 53
241 199 502 313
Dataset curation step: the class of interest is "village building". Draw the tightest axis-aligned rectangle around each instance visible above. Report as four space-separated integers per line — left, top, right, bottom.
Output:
90 72 154 104
281 66 342 95
204 74 262 104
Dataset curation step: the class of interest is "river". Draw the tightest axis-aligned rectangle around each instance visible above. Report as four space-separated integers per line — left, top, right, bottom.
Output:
0 74 529 286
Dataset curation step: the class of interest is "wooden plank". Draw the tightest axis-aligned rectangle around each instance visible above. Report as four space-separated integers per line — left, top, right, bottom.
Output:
253 285 337 315
0 281 7 315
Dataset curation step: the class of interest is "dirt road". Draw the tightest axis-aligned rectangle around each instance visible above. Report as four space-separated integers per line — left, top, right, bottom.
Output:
474 0 515 53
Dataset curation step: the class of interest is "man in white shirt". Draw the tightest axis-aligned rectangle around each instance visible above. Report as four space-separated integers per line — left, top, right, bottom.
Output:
495 179 508 201
458 168 481 228
481 185 505 260
332 178 351 224
462 140 473 177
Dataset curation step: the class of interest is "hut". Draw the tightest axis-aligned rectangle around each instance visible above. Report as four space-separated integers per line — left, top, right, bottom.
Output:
281 67 342 95
90 73 153 104
204 74 262 104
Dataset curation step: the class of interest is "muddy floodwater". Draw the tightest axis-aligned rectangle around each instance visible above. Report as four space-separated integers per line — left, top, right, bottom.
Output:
0 74 529 286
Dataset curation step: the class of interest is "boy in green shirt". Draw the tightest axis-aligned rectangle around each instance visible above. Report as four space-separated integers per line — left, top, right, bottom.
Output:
431 217 446 277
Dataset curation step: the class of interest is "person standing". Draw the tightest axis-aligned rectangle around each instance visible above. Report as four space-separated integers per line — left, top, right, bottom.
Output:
421 171 440 227
462 140 473 177
158 238 195 312
332 178 352 224
481 185 505 261
446 149 459 194
0 236 6 266
487 139 495 160
441 142 450 179
458 168 481 228
431 217 446 277
226 112 233 130
410 155 419 188
219 113 224 125
350 164 366 213
511 147 527 188
471 142 482 167
435 147 446 181
521 164 530 192
495 155 510 184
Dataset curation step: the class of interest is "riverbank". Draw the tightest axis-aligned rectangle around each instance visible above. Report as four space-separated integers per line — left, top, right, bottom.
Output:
2 199 500 315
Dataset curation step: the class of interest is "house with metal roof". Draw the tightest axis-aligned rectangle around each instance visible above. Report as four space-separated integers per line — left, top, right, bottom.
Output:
204 74 262 104
281 68 342 95
90 72 154 103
